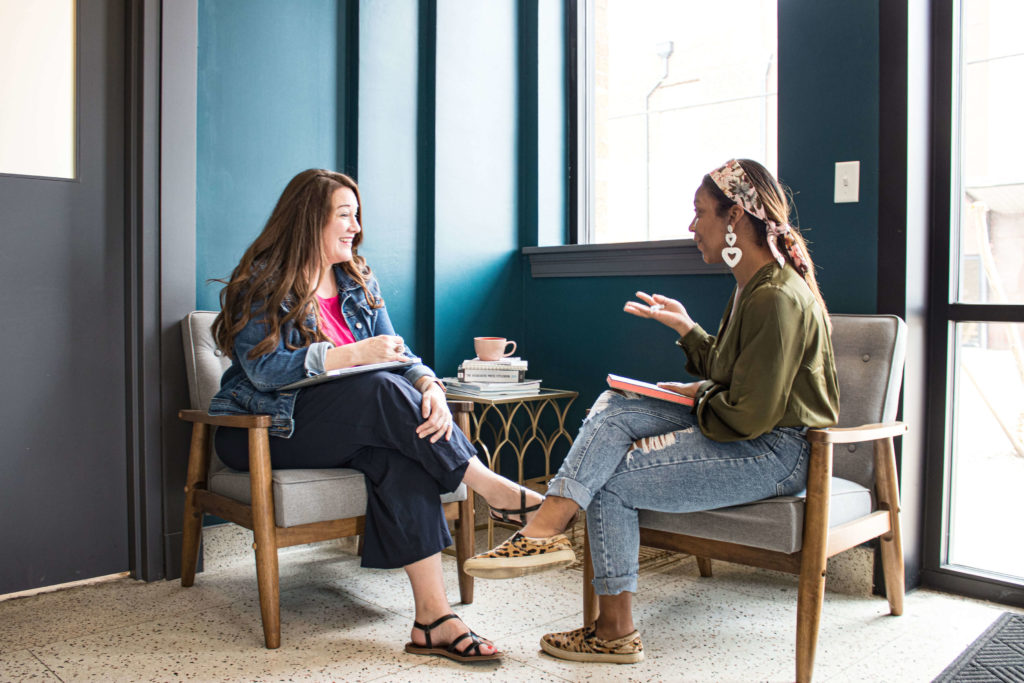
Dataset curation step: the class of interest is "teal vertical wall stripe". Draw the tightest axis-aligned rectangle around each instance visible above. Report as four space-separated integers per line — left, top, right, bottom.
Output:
778 0 879 315
434 0 522 378
416 0 437 366
196 0 341 311
357 0 420 352
517 0 539 250
517 0 540 365
340 0 359 178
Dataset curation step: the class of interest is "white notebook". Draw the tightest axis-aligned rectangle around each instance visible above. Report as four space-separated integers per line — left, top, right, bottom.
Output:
280 357 420 390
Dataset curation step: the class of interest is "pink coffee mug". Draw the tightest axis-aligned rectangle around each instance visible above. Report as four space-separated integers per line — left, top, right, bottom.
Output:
474 337 517 361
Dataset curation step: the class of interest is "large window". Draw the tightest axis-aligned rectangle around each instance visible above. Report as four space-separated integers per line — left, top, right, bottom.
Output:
932 0 1024 593
584 0 776 244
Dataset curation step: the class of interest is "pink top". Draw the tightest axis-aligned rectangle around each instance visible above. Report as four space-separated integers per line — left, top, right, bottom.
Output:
317 294 356 346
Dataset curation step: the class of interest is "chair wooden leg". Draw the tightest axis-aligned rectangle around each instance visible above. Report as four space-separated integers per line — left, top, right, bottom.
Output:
875 437 905 616
249 427 281 649
181 423 212 587
796 441 833 683
456 488 475 604
796 563 827 683
583 529 599 625
696 556 713 577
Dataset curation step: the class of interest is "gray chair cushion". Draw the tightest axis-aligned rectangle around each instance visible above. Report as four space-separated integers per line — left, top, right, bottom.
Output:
639 477 872 554
637 314 906 554
182 311 467 528
210 468 468 528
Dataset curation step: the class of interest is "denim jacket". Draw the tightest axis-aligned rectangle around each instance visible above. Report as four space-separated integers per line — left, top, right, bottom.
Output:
209 265 435 437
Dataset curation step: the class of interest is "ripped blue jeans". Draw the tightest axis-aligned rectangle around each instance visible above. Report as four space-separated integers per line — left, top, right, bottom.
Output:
547 390 810 595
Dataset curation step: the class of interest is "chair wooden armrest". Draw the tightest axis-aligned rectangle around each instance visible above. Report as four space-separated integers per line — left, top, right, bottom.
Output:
178 409 272 428
179 403 469 426
806 421 907 444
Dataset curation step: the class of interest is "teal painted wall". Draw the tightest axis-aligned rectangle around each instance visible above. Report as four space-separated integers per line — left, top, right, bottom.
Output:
433 0 523 378
196 0 343 310
778 0 880 315
356 0 421 351
194 0 883 471
523 272 736 451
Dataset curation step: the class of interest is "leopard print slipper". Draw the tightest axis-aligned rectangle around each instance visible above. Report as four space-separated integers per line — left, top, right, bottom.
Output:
540 624 644 664
463 531 575 579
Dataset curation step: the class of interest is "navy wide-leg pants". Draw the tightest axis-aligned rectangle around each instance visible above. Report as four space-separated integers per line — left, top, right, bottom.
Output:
214 371 475 569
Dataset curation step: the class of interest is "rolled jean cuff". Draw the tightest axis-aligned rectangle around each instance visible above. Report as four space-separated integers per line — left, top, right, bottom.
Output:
546 475 594 510
592 574 638 596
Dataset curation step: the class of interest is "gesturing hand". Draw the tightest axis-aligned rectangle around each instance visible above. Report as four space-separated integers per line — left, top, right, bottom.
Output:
623 291 695 338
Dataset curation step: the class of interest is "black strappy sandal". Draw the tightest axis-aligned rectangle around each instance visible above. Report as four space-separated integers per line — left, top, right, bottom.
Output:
489 485 542 528
404 613 502 662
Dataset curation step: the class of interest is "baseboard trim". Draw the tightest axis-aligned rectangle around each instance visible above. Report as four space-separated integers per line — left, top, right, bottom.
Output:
0 572 130 602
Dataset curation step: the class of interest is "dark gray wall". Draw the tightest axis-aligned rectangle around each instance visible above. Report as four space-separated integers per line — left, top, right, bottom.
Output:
0 0 130 594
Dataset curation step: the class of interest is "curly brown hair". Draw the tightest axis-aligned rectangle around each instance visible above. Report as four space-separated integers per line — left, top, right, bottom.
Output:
212 169 381 360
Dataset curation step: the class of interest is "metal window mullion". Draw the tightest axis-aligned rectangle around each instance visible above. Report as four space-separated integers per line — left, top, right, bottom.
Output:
946 304 1024 323
580 0 595 244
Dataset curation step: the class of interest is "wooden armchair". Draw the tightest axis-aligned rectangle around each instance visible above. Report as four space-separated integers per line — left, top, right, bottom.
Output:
582 313 908 682
179 311 475 649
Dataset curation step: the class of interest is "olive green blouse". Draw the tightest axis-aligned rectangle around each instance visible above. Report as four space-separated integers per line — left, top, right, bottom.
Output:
678 262 840 442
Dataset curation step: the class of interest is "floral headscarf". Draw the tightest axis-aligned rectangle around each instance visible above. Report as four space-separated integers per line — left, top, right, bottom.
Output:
708 160 809 275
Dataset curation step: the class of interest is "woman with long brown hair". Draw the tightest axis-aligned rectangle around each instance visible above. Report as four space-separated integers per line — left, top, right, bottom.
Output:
464 159 840 664
209 169 542 662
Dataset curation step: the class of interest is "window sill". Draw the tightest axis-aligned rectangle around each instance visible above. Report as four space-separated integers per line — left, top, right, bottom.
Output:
521 239 731 278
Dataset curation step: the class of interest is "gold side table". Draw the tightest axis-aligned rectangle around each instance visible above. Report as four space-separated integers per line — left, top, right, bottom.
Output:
444 388 578 547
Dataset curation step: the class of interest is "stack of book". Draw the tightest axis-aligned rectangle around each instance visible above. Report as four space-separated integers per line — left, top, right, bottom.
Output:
443 357 541 398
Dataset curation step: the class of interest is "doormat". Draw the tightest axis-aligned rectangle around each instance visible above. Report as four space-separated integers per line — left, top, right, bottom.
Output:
934 612 1024 682
562 516 690 575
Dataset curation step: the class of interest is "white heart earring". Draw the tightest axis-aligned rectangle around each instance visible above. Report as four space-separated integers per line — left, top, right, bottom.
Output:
722 224 743 268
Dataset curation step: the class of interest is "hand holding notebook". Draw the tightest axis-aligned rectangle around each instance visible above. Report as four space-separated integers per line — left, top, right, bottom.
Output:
606 373 696 406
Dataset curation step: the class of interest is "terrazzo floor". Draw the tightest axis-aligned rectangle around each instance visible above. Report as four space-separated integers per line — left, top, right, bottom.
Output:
1 524 1020 682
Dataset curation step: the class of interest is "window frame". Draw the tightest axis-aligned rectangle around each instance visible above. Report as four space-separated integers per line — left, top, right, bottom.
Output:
920 0 1024 607
522 0 728 278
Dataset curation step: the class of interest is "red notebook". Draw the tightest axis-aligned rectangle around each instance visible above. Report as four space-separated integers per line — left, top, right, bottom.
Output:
606 374 695 406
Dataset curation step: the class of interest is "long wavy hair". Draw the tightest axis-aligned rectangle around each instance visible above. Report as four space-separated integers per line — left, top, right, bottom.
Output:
212 169 380 360
701 159 829 325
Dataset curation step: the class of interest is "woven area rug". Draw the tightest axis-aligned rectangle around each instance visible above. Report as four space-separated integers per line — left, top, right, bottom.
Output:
934 612 1024 682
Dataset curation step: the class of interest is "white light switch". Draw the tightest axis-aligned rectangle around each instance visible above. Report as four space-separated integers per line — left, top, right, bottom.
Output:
834 161 860 203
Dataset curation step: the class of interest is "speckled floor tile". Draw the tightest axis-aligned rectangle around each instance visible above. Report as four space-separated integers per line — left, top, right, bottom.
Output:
6 523 1023 683
815 590 1024 682
334 560 585 643
492 582 801 683
33 589 416 682
0 572 256 654
0 649 60 681
371 655 574 682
